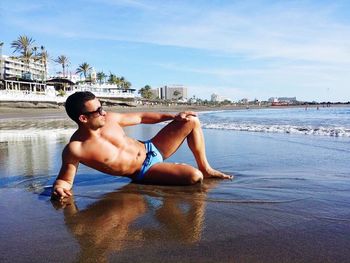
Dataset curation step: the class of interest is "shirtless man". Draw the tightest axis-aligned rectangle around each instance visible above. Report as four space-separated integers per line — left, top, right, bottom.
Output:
52 91 232 200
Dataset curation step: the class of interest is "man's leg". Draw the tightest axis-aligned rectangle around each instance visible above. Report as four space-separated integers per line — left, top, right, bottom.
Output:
142 163 203 185
151 116 232 179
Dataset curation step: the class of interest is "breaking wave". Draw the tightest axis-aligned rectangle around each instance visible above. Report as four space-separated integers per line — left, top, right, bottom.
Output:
202 122 350 137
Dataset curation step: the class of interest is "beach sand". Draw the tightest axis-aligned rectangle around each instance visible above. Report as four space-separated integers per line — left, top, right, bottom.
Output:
0 104 222 121
1 110 350 263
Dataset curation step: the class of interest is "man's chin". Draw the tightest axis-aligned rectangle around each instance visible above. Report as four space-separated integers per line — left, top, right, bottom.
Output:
99 120 106 127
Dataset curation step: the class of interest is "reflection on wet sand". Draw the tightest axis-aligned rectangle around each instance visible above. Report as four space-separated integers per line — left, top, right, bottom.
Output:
52 181 218 262
0 133 70 178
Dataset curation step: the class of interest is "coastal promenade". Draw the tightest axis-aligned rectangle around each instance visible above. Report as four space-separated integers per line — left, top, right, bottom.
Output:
0 87 135 104
0 90 66 103
0 89 136 108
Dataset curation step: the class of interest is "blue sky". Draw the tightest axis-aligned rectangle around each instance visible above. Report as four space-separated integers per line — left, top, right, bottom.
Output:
1 0 350 102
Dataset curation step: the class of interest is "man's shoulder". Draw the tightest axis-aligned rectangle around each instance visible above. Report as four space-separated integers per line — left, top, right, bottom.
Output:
63 139 83 158
68 131 84 145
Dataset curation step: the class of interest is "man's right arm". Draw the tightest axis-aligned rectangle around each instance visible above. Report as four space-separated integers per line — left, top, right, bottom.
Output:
51 145 79 200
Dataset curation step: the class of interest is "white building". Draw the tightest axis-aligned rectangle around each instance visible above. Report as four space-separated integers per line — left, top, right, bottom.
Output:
66 71 82 83
278 97 297 103
150 88 160 99
75 83 135 100
268 97 297 103
0 54 47 93
90 67 97 83
239 98 249 104
0 53 135 102
211 93 231 103
147 85 187 101
268 97 279 103
0 55 47 81
160 85 187 101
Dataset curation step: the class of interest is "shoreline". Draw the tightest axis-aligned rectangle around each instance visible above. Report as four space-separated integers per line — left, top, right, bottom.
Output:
1 102 349 120
0 103 255 119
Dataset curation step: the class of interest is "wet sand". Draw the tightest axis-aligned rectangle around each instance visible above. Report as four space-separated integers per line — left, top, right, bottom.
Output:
1 178 350 263
1 111 350 262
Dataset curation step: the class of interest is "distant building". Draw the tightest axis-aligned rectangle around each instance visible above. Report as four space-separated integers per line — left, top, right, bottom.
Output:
250 99 260 105
239 98 248 104
269 96 298 106
0 54 47 92
278 97 297 103
0 55 47 81
90 67 97 83
269 97 297 103
65 71 82 83
149 85 188 101
211 93 232 103
0 52 136 101
150 88 160 99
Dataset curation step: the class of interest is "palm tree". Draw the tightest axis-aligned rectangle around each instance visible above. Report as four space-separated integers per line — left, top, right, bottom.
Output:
21 49 34 70
108 72 117 84
138 85 153 99
76 62 92 81
118 76 125 89
11 35 35 55
173 90 181 98
32 46 38 56
96 71 106 84
0 42 4 58
115 77 122 88
11 35 35 76
123 80 131 89
119 76 131 89
54 55 70 77
38 46 49 80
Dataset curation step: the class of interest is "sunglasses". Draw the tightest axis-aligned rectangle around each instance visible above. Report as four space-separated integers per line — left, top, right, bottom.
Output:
82 106 104 116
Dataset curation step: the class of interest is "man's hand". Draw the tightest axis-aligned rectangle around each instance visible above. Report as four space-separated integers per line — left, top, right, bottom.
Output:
175 111 198 121
50 194 77 211
51 186 72 201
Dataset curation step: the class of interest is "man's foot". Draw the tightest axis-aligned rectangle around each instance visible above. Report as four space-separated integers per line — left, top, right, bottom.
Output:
202 168 233 180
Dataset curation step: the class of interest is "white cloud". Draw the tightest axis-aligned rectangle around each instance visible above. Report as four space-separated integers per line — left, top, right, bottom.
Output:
144 4 350 65
5 0 350 66
2 0 350 101
88 0 154 10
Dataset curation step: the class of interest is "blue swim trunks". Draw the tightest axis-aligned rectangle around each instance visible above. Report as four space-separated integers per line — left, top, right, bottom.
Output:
136 140 163 181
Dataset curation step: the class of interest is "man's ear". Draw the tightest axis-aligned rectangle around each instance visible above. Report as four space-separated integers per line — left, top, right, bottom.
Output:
78 114 88 123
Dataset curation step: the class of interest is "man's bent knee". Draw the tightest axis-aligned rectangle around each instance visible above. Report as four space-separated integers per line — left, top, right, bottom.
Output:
187 115 201 126
189 169 203 185
177 115 201 131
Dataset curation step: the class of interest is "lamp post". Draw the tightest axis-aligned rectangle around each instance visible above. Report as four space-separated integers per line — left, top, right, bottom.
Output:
0 42 3 56
0 42 4 85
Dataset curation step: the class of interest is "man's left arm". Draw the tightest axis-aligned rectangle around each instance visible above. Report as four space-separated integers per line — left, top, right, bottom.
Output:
110 111 197 127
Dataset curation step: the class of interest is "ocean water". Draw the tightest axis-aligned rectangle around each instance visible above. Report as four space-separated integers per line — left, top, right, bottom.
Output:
0 107 350 262
200 106 350 137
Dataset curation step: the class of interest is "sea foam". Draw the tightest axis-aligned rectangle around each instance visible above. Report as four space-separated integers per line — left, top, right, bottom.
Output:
201 122 350 137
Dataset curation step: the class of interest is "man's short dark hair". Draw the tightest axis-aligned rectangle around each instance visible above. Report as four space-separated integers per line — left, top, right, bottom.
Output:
65 91 96 123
